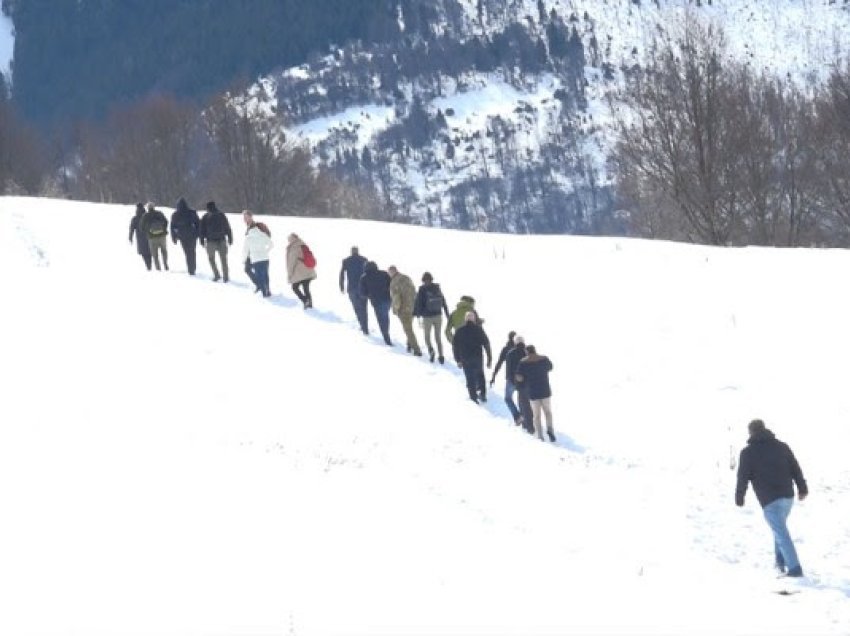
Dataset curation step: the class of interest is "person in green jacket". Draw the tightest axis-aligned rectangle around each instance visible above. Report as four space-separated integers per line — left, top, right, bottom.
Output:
445 295 482 342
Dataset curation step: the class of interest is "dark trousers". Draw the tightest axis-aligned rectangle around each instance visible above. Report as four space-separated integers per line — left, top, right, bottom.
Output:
139 249 152 271
179 237 197 274
517 387 535 434
244 259 257 287
349 290 369 333
370 298 392 344
250 260 270 296
206 240 229 281
292 279 312 306
461 358 486 400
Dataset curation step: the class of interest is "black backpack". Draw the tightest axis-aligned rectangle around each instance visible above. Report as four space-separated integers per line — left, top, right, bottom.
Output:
424 286 444 313
148 214 166 236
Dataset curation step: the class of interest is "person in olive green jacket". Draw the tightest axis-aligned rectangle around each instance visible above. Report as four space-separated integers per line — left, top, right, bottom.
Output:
388 266 422 356
445 295 482 342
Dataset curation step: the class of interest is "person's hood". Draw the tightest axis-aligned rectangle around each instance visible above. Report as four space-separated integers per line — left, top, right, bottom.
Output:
364 261 378 272
175 198 189 213
748 428 776 445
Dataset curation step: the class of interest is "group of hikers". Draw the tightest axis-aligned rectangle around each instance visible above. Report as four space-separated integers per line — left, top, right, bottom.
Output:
340 246 556 442
129 199 316 305
129 201 556 442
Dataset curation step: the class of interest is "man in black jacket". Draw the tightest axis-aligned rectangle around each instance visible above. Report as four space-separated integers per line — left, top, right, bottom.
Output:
515 345 555 441
140 202 169 271
735 419 808 577
199 201 233 282
171 198 200 275
452 311 492 403
128 202 152 270
340 246 369 334
358 261 392 345
490 331 519 420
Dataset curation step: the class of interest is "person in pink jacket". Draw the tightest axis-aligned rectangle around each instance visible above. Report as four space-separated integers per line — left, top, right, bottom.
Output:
286 232 317 308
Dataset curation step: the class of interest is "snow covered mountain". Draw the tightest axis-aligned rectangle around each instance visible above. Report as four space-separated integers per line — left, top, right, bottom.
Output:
246 0 850 232
2 195 850 634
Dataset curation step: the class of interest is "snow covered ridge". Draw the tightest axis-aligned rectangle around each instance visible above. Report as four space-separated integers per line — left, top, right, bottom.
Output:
2 196 850 634
240 1 850 232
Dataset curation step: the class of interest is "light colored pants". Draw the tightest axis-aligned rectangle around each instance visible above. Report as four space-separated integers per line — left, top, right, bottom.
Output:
531 397 553 440
148 235 168 270
397 311 421 354
421 315 444 356
763 497 800 573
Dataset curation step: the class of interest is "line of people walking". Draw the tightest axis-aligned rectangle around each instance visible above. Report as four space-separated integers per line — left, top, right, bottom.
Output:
129 200 317 308
340 247 556 443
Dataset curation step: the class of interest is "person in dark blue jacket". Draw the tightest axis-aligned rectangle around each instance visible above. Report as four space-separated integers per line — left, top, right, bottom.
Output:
452 312 492 403
170 197 200 275
358 261 392 345
490 331 519 420
505 337 534 433
340 246 369 334
515 345 554 441
129 202 152 270
735 419 808 577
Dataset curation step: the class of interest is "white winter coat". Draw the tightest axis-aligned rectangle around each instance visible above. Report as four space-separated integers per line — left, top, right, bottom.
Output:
242 226 273 263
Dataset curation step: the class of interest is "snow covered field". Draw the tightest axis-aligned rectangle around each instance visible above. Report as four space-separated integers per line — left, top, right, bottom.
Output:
1 196 849 635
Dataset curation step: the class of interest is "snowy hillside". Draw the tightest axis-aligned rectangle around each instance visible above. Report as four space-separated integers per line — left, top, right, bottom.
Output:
254 0 850 231
1 196 849 635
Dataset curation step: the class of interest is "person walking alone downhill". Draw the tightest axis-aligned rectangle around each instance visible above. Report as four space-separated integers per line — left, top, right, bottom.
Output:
452 311 492 403
286 233 317 308
141 202 169 271
388 265 422 356
359 261 393 345
242 210 273 297
199 201 233 282
413 271 450 364
170 197 200 275
515 345 555 442
340 246 369 334
129 202 152 271
735 419 808 577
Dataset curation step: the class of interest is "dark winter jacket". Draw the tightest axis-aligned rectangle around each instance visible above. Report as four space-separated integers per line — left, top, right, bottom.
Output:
505 343 527 385
490 337 515 382
452 322 492 366
515 354 553 400
340 253 367 293
358 261 391 304
199 206 233 244
129 205 150 255
413 282 449 318
141 208 168 238
735 429 808 508
170 198 200 243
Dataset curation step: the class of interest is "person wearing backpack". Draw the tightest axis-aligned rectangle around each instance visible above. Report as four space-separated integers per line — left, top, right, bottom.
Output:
170 197 200 275
128 202 152 271
515 344 555 442
339 246 369 334
388 266 422 356
413 271 450 363
445 295 482 343
452 311 492 403
242 210 274 297
358 261 392 346
140 202 169 271
199 201 233 282
286 232 317 309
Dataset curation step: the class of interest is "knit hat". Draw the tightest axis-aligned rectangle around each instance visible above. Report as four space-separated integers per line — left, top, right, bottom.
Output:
206 201 216 212
422 272 433 283
748 419 766 435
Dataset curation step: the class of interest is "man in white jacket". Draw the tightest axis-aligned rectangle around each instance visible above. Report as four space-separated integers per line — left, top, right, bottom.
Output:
242 210 274 297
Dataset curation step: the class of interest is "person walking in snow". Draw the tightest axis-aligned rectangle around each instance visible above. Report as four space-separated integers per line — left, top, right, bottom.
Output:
340 246 369 334
388 265 422 356
170 197 200 275
506 336 533 432
491 331 522 424
735 419 808 577
359 261 393 345
445 295 482 343
199 201 233 282
413 271 450 364
286 232 317 308
140 202 169 271
242 210 273 297
452 311 492 403
515 345 555 442
129 202 152 271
